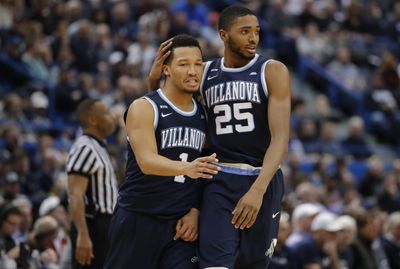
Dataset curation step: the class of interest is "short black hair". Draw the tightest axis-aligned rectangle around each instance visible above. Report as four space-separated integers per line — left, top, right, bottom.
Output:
218 5 256 31
165 34 202 65
76 99 100 128
0 205 22 226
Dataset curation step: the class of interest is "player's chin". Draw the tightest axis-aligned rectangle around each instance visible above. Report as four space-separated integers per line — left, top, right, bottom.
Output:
183 87 199 94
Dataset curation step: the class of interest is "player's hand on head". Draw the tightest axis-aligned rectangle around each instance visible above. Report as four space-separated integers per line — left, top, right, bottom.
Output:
76 233 94 265
148 38 172 81
232 187 264 229
174 208 199 242
184 153 220 179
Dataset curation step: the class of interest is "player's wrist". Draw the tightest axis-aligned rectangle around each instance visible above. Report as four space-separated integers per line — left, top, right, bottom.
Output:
250 184 266 195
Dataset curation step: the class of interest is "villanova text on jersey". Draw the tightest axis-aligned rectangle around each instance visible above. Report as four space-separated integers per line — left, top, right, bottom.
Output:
200 54 272 167
118 89 207 219
161 126 205 151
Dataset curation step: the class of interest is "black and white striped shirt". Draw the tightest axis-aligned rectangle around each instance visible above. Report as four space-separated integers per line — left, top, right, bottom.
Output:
67 134 118 216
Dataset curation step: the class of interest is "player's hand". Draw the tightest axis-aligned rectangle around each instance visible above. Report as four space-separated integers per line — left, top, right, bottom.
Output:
174 208 199 241
232 187 264 229
183 153 220 179
75 232 94 265
148 38 172 81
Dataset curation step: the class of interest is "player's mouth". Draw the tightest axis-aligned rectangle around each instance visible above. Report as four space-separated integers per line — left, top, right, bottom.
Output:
245 46 256 54
184 78 199 87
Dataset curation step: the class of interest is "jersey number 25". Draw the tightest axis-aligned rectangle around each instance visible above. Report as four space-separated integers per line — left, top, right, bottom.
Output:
214 102 255 135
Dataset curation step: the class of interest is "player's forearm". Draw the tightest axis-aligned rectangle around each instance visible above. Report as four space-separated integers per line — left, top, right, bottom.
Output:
251 137 288 194
147 75 160 92
69 195 90 235
137 153 187 176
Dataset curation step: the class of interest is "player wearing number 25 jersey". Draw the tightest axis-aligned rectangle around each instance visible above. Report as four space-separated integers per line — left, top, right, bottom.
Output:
196 5 290 269
104 35 219 269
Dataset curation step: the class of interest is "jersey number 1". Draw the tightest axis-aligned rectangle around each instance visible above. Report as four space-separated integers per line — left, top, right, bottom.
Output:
174 153 188 183
214 102 255 135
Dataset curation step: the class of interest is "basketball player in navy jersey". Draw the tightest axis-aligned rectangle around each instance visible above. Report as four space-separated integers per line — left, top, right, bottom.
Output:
104 35 220 269
148 5 291 269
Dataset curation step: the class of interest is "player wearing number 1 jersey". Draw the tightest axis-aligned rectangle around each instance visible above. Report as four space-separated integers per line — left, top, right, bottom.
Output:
104 35 220 269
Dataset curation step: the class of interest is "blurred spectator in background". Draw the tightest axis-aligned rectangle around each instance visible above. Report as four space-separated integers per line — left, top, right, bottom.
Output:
290 212 343 269
327 47 366 93
38 196 71 269
336 215 357 269
380 212 400 269
341 116 372 160
351 210 389 269
286 203 320 247
11 198 32 245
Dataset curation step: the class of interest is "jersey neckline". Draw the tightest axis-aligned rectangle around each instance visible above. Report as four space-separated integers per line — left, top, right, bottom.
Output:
220 54 259 72
157 89 197 116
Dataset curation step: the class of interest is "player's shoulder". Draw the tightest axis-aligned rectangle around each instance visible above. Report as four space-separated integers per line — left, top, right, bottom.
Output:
264 59 289 75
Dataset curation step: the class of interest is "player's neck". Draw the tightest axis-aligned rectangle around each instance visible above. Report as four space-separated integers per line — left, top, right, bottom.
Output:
223 51 253 68
161 86 194 112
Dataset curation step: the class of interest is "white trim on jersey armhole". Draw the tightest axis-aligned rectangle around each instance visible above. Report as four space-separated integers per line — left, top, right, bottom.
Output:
260 59 274 98
199 61 212 104
143 96 159 129
157 89 197 116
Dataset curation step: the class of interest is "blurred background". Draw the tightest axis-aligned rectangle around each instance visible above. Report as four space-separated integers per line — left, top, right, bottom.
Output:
0 0 399 268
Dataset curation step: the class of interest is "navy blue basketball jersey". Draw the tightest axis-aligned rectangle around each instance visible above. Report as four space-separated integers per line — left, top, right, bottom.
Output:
118 89 207 219
200 54 272 167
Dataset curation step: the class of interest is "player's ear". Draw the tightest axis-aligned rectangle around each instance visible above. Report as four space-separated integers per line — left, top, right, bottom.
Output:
219 29 227 42
163 65 170 76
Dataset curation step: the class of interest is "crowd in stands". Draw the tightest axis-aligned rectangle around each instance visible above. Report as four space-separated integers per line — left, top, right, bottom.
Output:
0 0 399 268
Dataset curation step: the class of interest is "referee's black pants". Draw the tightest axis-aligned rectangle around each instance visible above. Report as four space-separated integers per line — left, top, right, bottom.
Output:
71 214 111 269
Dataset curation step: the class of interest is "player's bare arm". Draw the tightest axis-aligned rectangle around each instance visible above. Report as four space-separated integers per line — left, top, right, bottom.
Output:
127 98 219 179
147 38 173 91
232 60 290 229
68 174 94 266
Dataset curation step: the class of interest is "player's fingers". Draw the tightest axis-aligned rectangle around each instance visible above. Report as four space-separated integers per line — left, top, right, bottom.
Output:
159 50 171 61
197 173 213 179
186 230 197 242
231 205 243 225
197 153 218 163
181 227 193 241
202 168 219 175
246 210 258 228
160 38 173 47
174 224 187 240
240 210 254 230
234 209 249 229
192 233 198 241
201 162 221 171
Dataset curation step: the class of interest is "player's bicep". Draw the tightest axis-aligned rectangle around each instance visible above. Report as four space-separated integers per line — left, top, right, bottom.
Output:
125 99 158 162
265 61 291 139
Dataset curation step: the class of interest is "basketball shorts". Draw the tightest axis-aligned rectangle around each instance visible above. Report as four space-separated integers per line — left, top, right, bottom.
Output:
198 168 284 269
103 206 198 269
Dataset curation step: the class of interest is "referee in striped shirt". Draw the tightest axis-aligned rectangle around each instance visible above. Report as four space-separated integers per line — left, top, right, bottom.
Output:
67 99 118 269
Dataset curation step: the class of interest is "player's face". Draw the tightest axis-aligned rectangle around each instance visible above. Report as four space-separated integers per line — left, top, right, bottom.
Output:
93 101 116 137
169 47 203 94
223 15 260 60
